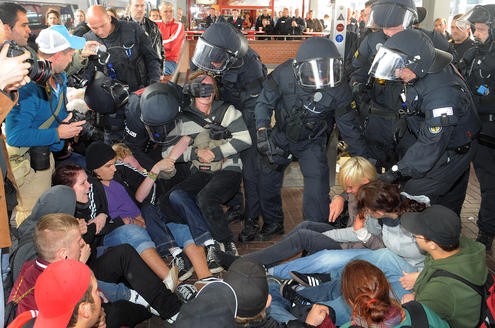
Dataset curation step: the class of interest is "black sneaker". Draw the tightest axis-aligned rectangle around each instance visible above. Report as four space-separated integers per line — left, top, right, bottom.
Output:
223 241 239 256
206 243 224 273
476 230 494 250
173 253 195 281
289 271 331 287
176 283 197 303
280 280 312 306
239 217 260 242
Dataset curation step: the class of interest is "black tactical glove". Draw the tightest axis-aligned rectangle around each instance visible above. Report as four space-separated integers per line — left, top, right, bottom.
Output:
207 122 232 140
257 128 271 155
183 82 214 98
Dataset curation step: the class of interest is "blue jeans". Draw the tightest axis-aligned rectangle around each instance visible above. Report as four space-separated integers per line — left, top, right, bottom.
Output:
98 280 131 302
100 224 155 256
268 248 372 279
141 203 194 257
163 61 177 75
169 189 213 245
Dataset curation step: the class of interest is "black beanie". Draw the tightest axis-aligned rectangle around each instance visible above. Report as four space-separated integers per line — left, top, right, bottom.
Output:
86 141 116 171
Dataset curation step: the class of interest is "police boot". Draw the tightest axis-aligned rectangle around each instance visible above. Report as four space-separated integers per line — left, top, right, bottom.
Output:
239 217 260 242
476 230 494 250
255 222 284 241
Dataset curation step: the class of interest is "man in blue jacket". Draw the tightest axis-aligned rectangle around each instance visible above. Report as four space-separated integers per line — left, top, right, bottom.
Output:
5 25 86 226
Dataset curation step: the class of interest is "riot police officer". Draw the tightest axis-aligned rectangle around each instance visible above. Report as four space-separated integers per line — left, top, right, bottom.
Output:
255 37 369 223
191 22 281 241
351 0 450 171
372 29 480 215
458 5 495 248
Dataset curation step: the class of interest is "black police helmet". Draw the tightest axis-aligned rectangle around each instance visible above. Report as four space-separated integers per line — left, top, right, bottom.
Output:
140 82 180 126
84 71 129 114
296 37 340 62
369 0 417 28
469 5 495 37
201 22 248 58
385 29 452 78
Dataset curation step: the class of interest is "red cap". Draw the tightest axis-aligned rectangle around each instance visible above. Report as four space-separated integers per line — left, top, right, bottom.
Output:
34 260 91 328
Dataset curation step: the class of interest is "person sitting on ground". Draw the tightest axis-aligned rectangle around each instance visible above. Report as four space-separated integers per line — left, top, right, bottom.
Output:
112 142 212 282
9 259 103 328
162 73 251 268
9 206 182 326
400 205 487 327
214 157 384 275
52 145 179 291
340 259 449 327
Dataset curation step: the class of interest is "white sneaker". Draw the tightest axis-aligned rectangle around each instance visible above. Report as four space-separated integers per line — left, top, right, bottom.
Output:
163 265 179 292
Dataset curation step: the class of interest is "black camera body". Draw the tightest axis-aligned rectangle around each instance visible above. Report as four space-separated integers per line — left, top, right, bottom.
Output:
3 40 52 85
68 110 104 142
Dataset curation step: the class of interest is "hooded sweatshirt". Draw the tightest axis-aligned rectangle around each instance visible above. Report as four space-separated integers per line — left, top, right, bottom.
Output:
414 237 487 328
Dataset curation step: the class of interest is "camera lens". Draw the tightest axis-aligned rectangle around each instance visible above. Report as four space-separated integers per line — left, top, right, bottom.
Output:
28 59 52 85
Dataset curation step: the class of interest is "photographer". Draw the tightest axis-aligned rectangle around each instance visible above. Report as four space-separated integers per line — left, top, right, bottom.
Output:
0 3 35 57
0 18 31 325
5 25 86 227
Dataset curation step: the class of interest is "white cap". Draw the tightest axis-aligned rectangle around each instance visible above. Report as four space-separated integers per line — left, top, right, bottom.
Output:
36 25 86 54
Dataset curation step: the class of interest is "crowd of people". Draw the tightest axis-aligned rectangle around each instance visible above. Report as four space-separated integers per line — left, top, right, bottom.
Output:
0 0 494 327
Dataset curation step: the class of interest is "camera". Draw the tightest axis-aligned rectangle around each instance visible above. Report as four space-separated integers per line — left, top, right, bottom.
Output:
2 40 52 85
67 73 89 89
68 109 104 143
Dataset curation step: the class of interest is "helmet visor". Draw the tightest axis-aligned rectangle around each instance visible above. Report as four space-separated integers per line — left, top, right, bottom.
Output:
368 47 407 81
295 58 343 89
191 38 234 74
143 118 182 145
456 6 491 31
366 3 417 29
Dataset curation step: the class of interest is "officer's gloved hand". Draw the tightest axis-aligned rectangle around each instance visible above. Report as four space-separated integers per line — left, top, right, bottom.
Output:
256 128 271 155
351 82 365 98
207 123 232 140
379 169 401 184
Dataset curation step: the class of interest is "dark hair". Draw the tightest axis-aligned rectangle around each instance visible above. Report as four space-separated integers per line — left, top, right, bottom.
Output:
67 282 94 327
356 180 427 216
0 3 26 28
342 260 402 326
52 164 85 187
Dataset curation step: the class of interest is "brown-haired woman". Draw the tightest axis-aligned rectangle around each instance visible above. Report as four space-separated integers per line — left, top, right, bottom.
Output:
340 260 449 327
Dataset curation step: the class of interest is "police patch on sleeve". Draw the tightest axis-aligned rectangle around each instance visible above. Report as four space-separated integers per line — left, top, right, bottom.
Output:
429 126 442 134
432 107 453 117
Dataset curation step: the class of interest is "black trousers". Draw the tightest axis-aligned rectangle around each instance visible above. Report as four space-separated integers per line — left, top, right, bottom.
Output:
473 139 495 234
91 244 181 320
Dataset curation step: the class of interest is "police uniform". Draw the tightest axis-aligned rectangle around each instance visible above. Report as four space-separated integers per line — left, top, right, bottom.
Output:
255 60 369 222
218 47 288 239
462 28 495 241
372 29 480 216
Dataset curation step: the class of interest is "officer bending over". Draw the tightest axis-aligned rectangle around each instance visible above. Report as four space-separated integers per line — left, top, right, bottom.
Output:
373 29 480 215
255 37 369 223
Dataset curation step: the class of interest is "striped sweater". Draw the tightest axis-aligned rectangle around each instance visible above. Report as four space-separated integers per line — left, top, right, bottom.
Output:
163 100 252 172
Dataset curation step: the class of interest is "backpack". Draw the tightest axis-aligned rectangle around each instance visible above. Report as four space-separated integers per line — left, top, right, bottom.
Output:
349 301 429 328
430 269 495 328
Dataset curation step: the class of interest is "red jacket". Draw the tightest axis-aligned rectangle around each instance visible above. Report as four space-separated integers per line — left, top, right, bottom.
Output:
8 259 46 315
156 19 184 63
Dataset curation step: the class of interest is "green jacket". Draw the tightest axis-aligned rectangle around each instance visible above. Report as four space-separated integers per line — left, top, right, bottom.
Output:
414 237 487 328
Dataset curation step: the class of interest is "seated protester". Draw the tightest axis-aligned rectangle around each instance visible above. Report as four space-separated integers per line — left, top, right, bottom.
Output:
9 260 102 328
163 74 252 263
9 209 182 326
52 151 178 291
112 142 212 281
265 180 429 326
400 205 487 328
214 157 384 272
175 258 332 328
339 260 449 328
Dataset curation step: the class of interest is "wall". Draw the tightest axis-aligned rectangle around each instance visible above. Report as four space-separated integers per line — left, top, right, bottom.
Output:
184 38 302 69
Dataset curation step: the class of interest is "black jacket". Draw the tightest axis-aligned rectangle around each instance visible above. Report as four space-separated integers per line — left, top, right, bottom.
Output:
83 17 161 92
